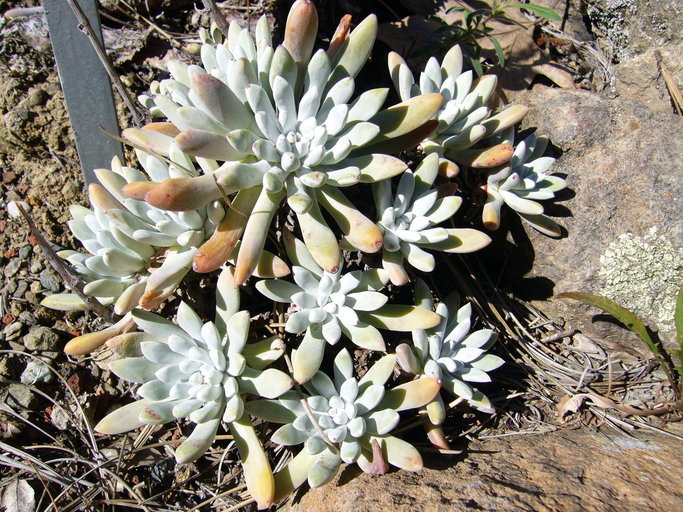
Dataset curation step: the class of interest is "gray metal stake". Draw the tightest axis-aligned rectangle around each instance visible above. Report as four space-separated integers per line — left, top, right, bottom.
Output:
44 0 124 187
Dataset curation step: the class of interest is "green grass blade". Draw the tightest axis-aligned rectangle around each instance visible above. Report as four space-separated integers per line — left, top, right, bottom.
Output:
558 291 681 391
509 3 562 21
486 35 505 68
675 287 683 369
557 292 656 351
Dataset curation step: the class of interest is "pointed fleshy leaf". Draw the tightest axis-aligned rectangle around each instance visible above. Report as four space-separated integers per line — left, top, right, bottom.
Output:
358 354 397 391
234 188 285 285
518 212 563 237
242 336 285 370
366 409 400 435
284 0 318 71
292 326 326 384
175 129 246 161
229 414 275 509
283 231 323 276
356 120 438 156
426 395 447 425
317 187 382 253
175 418 220 464
255 279 301 303
420 228 491 253
296 197 341 274
109 357 161 383
239 368 293 398
329 14 377 82
361 305 440 331
95 399 154 434
190 72 254 130
272 423 309 446
366 435 423 472
122 127 173 156
340 322 386 351
64 316 131 355
273 449 318 504
368 93 443 143
246 398 300 423
193 186 260 274
215 266 240 337
447 143 514 168
308 449 342 488
41 293 89 312
379 377 441 411
396 343 421 374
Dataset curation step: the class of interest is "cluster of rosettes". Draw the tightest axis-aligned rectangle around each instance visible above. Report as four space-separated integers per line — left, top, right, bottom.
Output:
40 0 571 508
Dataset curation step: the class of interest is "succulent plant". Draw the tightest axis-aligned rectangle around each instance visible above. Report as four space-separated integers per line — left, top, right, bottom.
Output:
397 279 504 427
246 349 441 498
44 145 290 332
373 153 491 285
44 149 223 314
482 132 566 236
256 233 441 383
388 45 528 173
126 0 445 284
95 267 292 509
35 0 560 503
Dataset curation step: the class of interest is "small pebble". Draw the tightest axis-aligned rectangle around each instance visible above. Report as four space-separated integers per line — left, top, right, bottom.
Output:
25 88 47 108
29 281 42 293
10 301 24 316
8 383 37 409
39 268 60 292
2 280 18 295
4 259 22 277
13 280 28 298
0 357 16 379
23 325 61 351
19 245 32 259
50 405 70 430
3 322 23 341
18 311 36 325
29 259 44 273
20 360 53 385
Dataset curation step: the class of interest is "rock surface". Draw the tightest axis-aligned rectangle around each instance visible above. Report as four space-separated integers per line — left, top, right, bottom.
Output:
283 429 683 512
585 0 683 61
613 45 683 115
493 86 682 346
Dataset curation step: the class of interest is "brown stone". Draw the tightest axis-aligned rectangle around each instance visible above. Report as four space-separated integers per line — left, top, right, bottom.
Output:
283 429 683 512
493 86 682 349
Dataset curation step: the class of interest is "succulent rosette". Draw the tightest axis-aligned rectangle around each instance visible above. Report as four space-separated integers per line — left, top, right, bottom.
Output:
256 233 440 383
397 280 504 427
373 153 491 285
95 268 291 508
125 0 445 284
388 44 528 173
44 147 225 315
482 132 567 237
246 349 441 498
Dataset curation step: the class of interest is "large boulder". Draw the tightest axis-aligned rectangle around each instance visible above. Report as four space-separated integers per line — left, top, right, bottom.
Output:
282 429 683 511
487 86 682 347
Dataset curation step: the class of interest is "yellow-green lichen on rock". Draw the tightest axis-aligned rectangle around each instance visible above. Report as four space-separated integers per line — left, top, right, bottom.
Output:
598 227 682 330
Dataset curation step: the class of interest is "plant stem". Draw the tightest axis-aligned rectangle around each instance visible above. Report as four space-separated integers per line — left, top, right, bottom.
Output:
64 0 143 126
202 0 231 39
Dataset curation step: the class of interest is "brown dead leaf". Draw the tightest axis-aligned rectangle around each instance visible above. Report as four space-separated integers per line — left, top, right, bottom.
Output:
572 333 607 358
556 393 586 420
557 392 675 420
